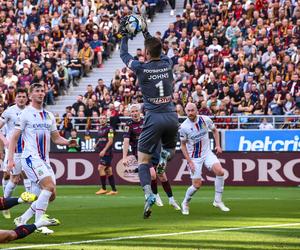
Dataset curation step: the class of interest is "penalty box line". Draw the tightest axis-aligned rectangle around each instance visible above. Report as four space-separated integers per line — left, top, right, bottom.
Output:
4 222 300 250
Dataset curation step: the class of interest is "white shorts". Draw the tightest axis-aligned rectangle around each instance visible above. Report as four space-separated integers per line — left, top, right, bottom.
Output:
2 153 23 175
21 156 56 184
190 151 220 180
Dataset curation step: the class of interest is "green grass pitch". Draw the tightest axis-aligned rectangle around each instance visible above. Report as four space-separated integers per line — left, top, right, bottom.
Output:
1 185 300 250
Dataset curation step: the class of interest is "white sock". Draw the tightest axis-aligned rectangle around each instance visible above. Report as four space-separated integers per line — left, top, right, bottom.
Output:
21 201 36 224
23 179 32 192
35 190 52 222
4 180 16 198
183 185 198 204
31 182 41 196
214 175 224 203
169 196 175 203
2 178 9 194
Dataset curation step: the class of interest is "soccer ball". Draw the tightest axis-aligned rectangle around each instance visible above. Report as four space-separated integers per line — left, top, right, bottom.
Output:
125 15 146 35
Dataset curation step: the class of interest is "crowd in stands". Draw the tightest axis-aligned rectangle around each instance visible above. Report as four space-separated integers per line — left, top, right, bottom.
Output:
59 0 300 134
0 0 298 133
0 0 166 110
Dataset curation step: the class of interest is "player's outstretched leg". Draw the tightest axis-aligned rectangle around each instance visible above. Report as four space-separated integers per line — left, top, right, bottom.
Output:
10 215 60 242
0 192 37 211
212 163 230 212
14 183 41 227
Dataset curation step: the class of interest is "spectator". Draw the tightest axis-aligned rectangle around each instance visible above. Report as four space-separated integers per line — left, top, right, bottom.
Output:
67 129 82 152
259 118 274 130
78 41 94 77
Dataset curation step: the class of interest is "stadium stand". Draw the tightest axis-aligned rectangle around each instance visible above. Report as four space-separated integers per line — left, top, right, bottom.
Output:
0 0 299 134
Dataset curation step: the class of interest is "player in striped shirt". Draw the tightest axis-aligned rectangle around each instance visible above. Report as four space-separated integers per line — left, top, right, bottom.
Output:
0 88 31 219
7 83 71 235
179 103 230 215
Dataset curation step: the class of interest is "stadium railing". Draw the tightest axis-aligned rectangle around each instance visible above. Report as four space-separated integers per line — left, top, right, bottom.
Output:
58 115 300 132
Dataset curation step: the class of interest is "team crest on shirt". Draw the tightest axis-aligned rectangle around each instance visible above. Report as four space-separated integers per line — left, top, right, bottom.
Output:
38 169 44 176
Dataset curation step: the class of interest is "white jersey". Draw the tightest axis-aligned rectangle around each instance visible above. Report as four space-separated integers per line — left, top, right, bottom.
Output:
0 104 24 153
179 115 215 158
15 106 57 163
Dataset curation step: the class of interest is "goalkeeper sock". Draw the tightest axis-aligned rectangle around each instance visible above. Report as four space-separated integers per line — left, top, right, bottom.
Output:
214 175 224 203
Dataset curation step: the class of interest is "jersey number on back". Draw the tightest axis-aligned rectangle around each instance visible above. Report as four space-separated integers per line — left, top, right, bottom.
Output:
155 81 164 97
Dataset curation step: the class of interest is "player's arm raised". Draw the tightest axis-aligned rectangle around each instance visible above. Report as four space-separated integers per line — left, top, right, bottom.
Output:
7 129 21 171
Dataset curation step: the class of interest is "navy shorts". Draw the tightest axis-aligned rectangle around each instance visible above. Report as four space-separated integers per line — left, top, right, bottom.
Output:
99 155 112 166
138 111 178 155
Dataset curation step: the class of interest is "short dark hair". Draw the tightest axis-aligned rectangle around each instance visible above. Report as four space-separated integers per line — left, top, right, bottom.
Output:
16 88 28 95
144 37 162 58
29 83 43 93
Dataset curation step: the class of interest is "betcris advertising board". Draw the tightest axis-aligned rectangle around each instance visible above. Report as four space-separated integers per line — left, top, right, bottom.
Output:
224 130 300 151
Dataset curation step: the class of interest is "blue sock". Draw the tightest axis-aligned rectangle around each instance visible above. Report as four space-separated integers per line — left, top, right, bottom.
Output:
14 224 37 239
0 197 19 210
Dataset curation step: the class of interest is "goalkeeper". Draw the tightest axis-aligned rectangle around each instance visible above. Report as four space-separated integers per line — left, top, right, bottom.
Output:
119 17 179 219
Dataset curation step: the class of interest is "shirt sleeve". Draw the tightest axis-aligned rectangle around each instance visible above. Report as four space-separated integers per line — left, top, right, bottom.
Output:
179 125 187 142
203 116 215 130
120 37 141 73
50 113 58 133
0 109 9 124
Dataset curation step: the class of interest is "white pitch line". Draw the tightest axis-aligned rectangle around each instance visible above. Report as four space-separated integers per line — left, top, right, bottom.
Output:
3 222 300 250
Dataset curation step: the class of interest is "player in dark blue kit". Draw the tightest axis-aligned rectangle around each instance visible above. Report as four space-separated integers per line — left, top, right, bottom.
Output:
94 114 118 195
120 21 179 218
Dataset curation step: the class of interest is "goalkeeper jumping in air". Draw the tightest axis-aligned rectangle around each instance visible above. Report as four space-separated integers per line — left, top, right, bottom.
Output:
119 16 179 219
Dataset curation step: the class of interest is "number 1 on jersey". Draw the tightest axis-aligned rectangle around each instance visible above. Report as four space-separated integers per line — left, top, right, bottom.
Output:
155 81 164 97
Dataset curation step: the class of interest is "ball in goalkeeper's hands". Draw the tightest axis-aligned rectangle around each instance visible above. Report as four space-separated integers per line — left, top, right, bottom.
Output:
124 15 147 36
